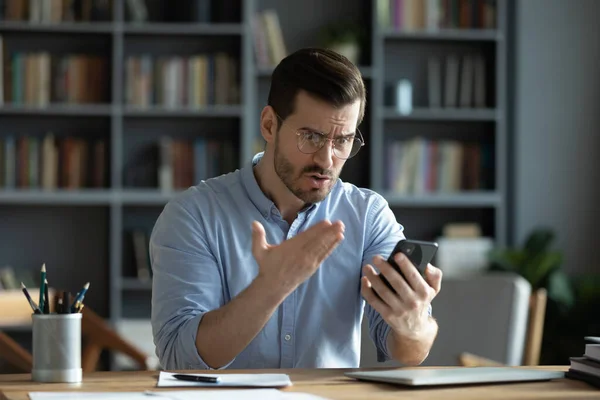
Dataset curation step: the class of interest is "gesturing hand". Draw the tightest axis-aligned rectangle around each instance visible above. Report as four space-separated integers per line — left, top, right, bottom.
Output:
361 252 443 338
251 219 345 295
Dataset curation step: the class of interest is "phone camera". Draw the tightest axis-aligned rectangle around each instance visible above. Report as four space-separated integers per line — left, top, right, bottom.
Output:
405 246 414 254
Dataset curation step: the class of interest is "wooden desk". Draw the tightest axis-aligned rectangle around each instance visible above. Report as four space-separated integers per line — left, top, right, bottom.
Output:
0 366 596 400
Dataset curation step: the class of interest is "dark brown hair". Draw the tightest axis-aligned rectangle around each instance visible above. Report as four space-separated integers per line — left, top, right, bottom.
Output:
267 48 366 127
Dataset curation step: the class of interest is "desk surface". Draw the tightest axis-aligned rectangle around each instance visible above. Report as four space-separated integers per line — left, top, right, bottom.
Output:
0 366 596 400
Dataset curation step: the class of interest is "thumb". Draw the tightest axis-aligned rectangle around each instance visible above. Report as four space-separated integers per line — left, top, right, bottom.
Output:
425 264 443 294
251 221 269 260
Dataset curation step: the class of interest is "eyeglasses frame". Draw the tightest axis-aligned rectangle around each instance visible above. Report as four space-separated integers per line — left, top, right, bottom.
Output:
273 111 366 160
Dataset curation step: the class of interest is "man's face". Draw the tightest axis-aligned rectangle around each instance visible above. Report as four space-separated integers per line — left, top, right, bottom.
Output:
273 90 361 204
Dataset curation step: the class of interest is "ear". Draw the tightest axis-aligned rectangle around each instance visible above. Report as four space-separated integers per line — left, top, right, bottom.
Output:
260 106 278 144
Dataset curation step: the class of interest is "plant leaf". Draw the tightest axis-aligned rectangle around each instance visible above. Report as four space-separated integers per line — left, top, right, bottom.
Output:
523 228 554 256
521 251 562 289
487 249 525 272
547 270 575 309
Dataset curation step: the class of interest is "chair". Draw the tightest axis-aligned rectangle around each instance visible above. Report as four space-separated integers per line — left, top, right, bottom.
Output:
360 272 535 368
0 331 33 372
0 289 151 373
459 287 547 367
80 306 151 372
425 272 535 367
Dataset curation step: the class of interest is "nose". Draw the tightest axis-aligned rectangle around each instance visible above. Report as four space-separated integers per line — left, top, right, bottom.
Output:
313 139 334 170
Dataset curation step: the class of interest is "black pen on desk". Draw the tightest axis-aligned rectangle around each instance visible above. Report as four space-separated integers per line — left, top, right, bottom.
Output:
62 291 71 314
172 374 220 383
38 263 46 314
21 282 42 314
56 297 65 314
43 279 50 314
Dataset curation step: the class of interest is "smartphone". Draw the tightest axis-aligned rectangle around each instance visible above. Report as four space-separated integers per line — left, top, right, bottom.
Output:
380 239 438 292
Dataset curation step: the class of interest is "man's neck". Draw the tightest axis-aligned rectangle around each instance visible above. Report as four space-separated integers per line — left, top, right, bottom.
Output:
253 153 305 224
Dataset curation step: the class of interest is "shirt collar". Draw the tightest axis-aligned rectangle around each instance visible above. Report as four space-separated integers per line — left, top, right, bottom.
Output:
240 152 274 219
240 152 318 219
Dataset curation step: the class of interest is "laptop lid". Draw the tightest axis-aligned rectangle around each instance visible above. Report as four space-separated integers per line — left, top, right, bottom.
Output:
345 367 565 387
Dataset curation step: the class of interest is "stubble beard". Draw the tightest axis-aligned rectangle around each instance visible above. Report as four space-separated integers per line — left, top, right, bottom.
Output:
273 136 338 204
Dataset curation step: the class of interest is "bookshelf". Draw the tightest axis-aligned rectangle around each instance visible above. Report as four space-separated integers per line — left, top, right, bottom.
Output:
0 0 508 370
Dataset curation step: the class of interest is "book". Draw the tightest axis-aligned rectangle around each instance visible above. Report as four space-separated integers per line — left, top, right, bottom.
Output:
565 342 600 389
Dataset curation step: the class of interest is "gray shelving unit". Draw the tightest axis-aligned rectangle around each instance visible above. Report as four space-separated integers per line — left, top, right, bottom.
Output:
0 0 508 370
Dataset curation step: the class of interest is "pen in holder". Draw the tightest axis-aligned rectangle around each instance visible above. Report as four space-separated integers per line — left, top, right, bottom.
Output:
32 312 82 383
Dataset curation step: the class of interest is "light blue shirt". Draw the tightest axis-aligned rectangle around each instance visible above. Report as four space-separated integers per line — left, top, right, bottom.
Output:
150 153 406 370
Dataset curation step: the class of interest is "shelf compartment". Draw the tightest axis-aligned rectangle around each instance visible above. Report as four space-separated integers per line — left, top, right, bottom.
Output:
0 104 113 116
119 190 176 205
0 205 109 315
383 107 498 121
122 105 242 118
0 22 114 34
122 23 242 36
0 190 113 205
256 65 374 79
383 29 502 42
387 206 496 241
384 191 501 208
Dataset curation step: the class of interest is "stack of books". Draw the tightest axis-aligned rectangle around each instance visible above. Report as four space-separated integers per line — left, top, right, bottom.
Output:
566 337 600 388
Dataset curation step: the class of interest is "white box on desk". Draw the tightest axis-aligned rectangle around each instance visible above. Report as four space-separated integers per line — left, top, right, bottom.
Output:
435 237 494 278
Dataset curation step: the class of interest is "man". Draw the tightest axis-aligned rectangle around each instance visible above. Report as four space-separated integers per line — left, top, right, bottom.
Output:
150 48 443 371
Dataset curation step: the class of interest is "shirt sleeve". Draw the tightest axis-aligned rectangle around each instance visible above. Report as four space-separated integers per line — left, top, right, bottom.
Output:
362 194 405 363
149 197 234 371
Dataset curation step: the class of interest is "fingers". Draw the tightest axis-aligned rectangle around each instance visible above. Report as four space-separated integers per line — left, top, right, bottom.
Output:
373 256 411 302
360 275 391 316
424 264 443 294
300 220 345 262
362 264 402 309
251 221 269 261
393 252 430 296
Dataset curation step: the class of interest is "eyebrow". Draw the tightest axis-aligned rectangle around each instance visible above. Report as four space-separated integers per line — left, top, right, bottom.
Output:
299 127 356 138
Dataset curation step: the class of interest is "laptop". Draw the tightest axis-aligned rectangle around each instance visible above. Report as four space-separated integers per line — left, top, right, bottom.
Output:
345 367 565 387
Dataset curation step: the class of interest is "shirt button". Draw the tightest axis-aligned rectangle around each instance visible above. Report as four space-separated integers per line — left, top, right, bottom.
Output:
284 334 291 341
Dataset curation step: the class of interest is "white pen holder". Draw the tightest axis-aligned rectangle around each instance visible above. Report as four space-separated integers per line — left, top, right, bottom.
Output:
32 313 82 383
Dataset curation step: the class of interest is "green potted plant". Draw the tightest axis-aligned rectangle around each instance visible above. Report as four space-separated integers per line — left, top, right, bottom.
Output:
318 21 364 65
487 227 575 313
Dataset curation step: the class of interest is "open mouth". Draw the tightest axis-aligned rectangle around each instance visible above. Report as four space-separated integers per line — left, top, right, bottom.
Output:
306 174 330 188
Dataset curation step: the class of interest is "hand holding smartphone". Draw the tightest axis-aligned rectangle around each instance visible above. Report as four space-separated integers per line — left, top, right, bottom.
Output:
379 239 438 292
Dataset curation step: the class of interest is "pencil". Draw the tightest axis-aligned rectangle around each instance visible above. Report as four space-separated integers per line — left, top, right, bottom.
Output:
71 282 90 313
21 282 41 314
39 264 46 314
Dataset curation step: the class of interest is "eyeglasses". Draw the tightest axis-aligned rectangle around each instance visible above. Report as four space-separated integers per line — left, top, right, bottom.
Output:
275 113 365 160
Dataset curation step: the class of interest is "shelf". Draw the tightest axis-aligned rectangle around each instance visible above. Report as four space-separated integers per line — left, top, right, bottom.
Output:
384 192 501 208
0 21 114 34
0 190 113 205
123 105 242 118
383 29 502 42
0 103 113 116
256 65 374 79
383 107 498 122
122 23 243 36
120 278 153 291
119 190 178 205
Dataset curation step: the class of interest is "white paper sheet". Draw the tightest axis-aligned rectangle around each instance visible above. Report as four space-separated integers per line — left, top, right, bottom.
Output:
156 371 292 388
28 389 331 400
29 394 150 400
